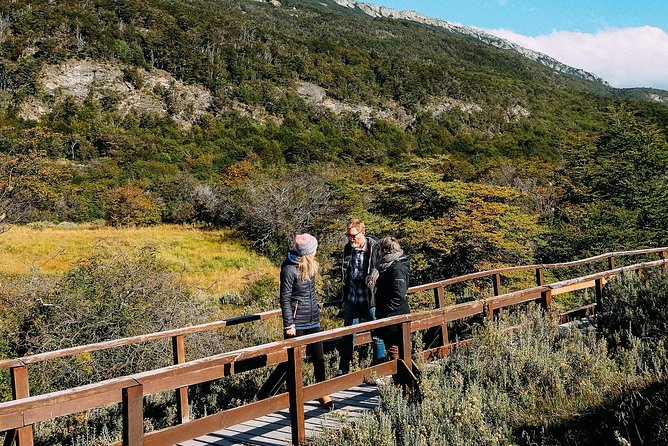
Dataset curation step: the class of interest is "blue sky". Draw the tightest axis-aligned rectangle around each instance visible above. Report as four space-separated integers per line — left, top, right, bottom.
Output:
369 1 668 90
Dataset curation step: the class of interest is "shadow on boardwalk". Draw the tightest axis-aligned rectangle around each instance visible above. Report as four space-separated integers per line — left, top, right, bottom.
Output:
177 385 381 446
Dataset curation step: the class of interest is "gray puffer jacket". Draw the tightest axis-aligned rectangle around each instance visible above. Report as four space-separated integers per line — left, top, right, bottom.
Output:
280 252 320 328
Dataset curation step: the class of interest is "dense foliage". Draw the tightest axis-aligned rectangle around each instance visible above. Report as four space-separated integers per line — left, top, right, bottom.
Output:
0 0 667 273
2 1 668 443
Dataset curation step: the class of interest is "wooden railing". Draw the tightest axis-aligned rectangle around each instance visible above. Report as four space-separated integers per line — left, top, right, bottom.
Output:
1 247 668 446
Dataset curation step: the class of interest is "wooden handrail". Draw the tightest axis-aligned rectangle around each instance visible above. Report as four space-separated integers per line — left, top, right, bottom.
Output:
2 247 665 372
1 249 667 445
408 246 668 292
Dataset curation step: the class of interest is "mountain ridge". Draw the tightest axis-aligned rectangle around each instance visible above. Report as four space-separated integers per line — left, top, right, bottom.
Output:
330 0 606 84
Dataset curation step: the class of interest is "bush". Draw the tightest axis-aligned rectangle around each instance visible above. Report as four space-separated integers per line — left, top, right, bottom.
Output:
4 245 215 394
598 269 668 350
106 185 162 226
313 306 668 446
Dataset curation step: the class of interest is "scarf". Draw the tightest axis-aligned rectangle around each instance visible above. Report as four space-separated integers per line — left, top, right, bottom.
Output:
366 250 403 290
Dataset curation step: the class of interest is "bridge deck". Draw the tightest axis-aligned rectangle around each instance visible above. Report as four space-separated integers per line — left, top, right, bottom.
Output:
176 385 381 446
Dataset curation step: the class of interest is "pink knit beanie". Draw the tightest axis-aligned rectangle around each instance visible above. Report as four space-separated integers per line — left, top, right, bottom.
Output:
294 233 318 256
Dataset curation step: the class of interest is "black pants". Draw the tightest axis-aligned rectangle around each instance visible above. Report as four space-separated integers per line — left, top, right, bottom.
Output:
258 326 325 398
293 326 326 382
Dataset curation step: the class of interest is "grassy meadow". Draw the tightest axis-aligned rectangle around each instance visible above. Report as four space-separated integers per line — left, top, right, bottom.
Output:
0 224 278 298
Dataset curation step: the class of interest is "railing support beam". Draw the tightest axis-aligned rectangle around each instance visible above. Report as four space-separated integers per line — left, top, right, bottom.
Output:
492 273 502 296
123 383 144 446
540 289 552 310
595 278 604 308
424 286 449 351
10 365 33 446
172 335 189 423
287 347 305 446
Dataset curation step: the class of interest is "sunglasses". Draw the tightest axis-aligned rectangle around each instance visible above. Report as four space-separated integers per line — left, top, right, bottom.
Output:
346 231 362 239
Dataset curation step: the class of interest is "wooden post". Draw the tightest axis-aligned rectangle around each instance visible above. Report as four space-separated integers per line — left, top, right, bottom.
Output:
535 268 545 286
286 346 305 446
487 302 495 319
393 321 413 395
10 366 34 446
492 273 502 296
399 321 412 376
595 278 604 309
662 250 668 271
122 383 144 446
491 273 503 319
540 289 552 310
172 335 189 423
608 256 616 270
433 286 449 346
394 320 421 399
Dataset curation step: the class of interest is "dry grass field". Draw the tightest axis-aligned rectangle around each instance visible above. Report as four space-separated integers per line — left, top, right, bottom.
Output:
0 224 278 297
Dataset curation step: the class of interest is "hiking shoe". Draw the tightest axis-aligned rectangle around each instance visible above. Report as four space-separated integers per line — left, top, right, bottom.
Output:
318 395 333 409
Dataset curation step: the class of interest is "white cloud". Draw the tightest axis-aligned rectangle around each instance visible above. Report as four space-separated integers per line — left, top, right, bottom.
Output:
487 26 668 90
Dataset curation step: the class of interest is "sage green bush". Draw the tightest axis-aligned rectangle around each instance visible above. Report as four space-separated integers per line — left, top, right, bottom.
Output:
598 270 668 351
314 305 668 446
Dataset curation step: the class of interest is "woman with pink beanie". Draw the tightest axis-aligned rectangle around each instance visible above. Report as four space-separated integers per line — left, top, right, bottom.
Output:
278 233 332 409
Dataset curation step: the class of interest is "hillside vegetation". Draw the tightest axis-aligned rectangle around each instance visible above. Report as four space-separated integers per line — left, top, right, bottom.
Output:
1 1 668 443
1 0 667 276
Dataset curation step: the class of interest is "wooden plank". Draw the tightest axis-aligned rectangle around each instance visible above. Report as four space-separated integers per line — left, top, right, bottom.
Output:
551 280 596 296
23 389 122 426
485 288 543 309
180 386 381 446
443 301 484 321
139 394 289 446
0 377 135 429
10 366 34 446
172 335 189 424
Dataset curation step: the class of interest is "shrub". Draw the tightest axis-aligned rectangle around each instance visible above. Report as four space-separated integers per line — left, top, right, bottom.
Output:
598 269 668 350
105 185 162 227
313 306 668 446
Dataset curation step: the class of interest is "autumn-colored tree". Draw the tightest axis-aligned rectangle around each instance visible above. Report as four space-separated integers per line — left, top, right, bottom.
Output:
106 185 162 226
371 167 541 283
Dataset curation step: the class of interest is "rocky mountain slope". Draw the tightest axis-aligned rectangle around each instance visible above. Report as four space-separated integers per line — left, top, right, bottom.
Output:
331 0 606 84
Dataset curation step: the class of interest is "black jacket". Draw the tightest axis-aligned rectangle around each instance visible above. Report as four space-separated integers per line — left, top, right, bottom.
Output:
280 252 320 328
341 235 381 307
375 254 410 320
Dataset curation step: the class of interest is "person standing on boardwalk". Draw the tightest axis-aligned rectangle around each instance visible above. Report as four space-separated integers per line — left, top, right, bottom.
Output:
368 236 410 361
337 219 385 376
272 233 332 408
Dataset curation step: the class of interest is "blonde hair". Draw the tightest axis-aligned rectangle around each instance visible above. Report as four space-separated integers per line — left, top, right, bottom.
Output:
297 252 319 281
347 218 365 233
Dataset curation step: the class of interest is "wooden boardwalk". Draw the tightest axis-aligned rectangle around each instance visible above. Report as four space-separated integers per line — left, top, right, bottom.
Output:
176 385 381 446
